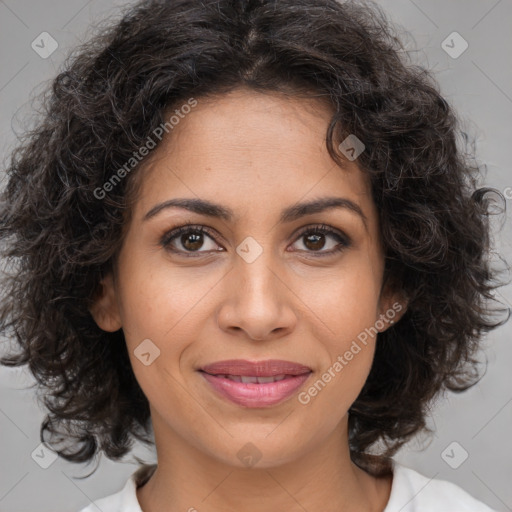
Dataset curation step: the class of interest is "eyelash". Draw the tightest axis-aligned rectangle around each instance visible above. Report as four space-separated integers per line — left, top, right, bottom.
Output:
159 223 351 258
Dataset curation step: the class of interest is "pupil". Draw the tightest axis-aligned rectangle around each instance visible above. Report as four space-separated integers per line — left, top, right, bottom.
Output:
183 232 203 251
305 233 324 250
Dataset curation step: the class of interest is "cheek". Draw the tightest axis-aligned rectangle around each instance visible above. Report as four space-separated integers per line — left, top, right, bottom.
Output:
116 260 217 344
294 260 381 405
297 259 382 338
115 261 222 395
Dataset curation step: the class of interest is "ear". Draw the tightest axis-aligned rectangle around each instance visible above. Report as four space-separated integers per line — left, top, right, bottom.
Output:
376 277 408 333
89 272 122 332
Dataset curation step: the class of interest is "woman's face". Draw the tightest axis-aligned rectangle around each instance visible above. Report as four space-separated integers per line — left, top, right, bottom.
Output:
91 87 404 468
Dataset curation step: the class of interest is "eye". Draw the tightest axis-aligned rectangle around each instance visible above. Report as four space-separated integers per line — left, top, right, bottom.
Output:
290 224 351 256
160 223 223 256
160 223 351 257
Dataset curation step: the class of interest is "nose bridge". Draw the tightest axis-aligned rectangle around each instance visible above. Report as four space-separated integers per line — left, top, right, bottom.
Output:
216 233 296 339
234 234 282 302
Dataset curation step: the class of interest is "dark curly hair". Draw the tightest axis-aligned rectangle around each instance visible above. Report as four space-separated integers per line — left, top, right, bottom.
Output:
0 0 509 477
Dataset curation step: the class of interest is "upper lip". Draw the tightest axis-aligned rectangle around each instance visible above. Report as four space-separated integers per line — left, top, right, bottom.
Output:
200 359 312 377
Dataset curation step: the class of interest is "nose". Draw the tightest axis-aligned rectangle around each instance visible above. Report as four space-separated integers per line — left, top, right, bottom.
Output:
216 247 297 342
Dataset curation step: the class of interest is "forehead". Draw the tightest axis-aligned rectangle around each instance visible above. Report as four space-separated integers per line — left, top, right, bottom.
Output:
132 88 375 224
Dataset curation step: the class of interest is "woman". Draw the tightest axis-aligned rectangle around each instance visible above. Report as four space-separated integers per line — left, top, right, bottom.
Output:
0 0 507 510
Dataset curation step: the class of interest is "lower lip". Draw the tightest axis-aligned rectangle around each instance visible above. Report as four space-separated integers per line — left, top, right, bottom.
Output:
200 371 311 408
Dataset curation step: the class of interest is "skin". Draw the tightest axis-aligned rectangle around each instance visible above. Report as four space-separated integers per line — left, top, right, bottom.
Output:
90 87 407 512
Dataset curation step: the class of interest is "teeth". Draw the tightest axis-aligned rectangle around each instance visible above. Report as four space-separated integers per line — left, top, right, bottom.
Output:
241 376 258 383
221 374 289 383
269 375 288 382
256 376 277 383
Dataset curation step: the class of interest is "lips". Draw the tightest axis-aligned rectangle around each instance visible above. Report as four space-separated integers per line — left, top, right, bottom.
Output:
200 359 312 377
198 359 313 408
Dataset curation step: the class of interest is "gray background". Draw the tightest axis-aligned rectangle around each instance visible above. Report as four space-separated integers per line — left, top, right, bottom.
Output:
0 1 511 511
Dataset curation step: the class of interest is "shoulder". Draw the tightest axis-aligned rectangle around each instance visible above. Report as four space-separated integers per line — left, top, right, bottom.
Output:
384 462 497 512
77 464 156 512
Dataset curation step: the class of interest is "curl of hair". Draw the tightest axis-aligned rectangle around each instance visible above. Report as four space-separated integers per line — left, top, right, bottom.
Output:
0 0 509 476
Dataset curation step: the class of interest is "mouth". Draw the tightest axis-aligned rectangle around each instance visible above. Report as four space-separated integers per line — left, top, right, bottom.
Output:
203 373 293 383
198 359 313 408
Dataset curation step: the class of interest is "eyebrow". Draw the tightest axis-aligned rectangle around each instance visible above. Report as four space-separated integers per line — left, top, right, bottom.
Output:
143 196 368 230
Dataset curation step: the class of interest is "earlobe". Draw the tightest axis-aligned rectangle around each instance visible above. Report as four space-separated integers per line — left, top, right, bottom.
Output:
377 281 409 332
89 272 122 332
382 297 408 329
